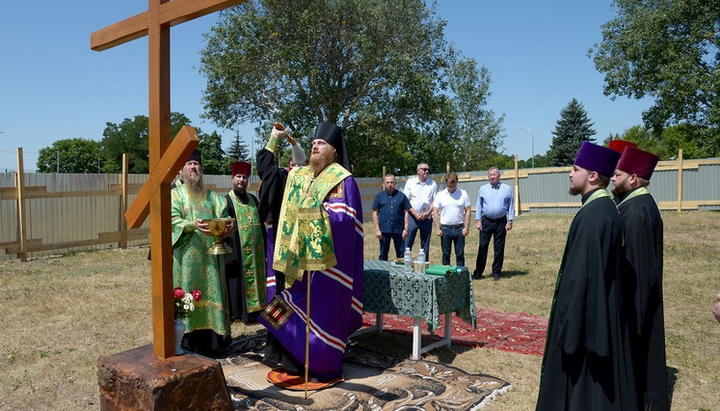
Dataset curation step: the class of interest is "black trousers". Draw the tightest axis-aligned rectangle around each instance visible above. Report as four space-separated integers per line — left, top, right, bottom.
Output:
475 216 507 278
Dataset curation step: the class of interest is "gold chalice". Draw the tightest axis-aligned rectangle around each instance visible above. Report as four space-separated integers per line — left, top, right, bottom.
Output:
204 218 235 255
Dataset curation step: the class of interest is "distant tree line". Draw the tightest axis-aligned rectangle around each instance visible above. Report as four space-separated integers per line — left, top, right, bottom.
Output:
36 112 249 175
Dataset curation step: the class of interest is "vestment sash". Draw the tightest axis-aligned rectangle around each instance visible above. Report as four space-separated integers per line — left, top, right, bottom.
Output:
228 190 266 313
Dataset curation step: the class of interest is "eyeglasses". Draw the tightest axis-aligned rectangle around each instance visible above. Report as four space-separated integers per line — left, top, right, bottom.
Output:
419 168 429 172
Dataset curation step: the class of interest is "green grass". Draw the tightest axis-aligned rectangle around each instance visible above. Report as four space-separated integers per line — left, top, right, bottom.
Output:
1 211 718 410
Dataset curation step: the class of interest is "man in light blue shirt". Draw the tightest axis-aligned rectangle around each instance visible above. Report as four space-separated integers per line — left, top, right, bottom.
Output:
474 167 514 281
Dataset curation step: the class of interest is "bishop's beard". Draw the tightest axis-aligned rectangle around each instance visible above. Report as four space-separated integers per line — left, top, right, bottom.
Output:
310 150 336 175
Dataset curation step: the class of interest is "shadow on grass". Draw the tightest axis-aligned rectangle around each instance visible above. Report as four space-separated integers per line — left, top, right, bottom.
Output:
351 328 482 364
667 365 678 409
473 269 530 280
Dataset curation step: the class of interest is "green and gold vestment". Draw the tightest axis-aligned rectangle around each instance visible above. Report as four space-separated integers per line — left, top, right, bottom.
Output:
171 185 231 338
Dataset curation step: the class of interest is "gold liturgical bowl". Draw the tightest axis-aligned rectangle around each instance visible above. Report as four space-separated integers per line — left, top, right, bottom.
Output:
204 218 235 255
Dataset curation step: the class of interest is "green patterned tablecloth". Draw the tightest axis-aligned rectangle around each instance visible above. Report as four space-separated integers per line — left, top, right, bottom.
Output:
363 260 477 333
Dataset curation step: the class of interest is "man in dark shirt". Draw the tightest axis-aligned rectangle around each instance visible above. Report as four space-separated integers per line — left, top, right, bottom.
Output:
372 174 418 261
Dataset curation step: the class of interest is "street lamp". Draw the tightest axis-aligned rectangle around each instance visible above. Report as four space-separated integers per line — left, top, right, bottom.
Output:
515 125 535 168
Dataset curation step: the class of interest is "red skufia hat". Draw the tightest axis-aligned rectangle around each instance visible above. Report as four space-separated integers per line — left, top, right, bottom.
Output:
231 161 251 177
616 146 659 180
608 139 637 153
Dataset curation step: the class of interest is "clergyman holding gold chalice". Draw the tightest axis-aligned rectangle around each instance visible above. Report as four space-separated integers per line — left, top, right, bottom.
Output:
170 148 236 356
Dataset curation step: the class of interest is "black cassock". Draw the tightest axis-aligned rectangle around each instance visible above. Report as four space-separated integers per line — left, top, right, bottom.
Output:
256 147 289 230
617 189 668 410
255 144 296 368
537 189 638 411
224 190 266 323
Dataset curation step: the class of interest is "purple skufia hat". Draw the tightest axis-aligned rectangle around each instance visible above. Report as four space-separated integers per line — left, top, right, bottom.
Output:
573 141 621 178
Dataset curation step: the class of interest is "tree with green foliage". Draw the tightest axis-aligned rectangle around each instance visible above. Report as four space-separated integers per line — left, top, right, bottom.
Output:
223 132 250 172
611 124 717 160
36 138 101 173
100 115 149 174
98 112 227 174
591 0 720 133
548 99 597 166
199 0 504 176
100 112 192 173
447 56 505 171
517 153 551 169
225 132 249 161
197 131 227 175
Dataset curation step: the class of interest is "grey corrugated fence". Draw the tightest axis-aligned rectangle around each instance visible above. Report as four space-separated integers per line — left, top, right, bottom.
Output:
2 157 719 261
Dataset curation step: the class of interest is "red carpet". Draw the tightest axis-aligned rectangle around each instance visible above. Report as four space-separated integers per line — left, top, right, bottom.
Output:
361 308 548 356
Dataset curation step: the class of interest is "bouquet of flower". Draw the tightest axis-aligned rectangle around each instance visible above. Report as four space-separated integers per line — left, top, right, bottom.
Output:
173 287 202 320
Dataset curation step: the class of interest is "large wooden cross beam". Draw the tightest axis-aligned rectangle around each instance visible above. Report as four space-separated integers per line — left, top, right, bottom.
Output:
92 0 248 359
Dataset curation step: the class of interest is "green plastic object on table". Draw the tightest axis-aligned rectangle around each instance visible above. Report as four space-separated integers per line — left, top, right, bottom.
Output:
425 264 462 276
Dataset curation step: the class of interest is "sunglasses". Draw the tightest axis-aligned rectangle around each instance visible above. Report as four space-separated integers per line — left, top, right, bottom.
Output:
419 168 429 171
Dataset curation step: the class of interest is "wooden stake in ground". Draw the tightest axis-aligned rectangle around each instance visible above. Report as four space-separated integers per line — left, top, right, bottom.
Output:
91 0 248 359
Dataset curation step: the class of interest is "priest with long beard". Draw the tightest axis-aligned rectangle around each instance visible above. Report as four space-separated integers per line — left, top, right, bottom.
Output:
259 122 364 382
171 149 233 355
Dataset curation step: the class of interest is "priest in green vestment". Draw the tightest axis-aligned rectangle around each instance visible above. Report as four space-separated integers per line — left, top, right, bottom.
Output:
171 149 233 355
224 161 266 323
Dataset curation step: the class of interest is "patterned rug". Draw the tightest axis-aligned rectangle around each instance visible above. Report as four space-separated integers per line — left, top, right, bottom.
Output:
221 335 512 410
362 307 548 356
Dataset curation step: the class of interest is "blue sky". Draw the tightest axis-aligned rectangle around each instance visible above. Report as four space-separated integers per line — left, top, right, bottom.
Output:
0 0 650 172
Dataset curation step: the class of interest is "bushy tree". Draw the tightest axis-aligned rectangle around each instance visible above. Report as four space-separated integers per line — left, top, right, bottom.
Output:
591 0 720 133
548 99 597 166
99 112 225 174
36 138 101 173
100 115 151 173
517 153 551 169
614 124 719 159
199 0 504 176
446 56 505 171
197 131 227 175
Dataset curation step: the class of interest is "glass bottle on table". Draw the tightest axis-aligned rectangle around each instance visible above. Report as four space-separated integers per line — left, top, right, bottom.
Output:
417 249 426 274
404 247 413 274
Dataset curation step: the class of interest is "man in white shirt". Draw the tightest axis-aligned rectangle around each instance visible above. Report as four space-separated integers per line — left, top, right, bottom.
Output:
433 173 471 267
403 162 437 262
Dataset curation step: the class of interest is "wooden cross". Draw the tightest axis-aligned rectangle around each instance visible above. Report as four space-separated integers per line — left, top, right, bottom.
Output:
92 0 248 359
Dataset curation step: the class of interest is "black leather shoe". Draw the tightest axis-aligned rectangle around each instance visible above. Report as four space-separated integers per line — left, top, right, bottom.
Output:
472 272 485 280
493 275 500 281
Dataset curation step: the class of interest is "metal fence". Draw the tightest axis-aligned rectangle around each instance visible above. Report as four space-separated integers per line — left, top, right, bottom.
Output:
2 157 719 261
